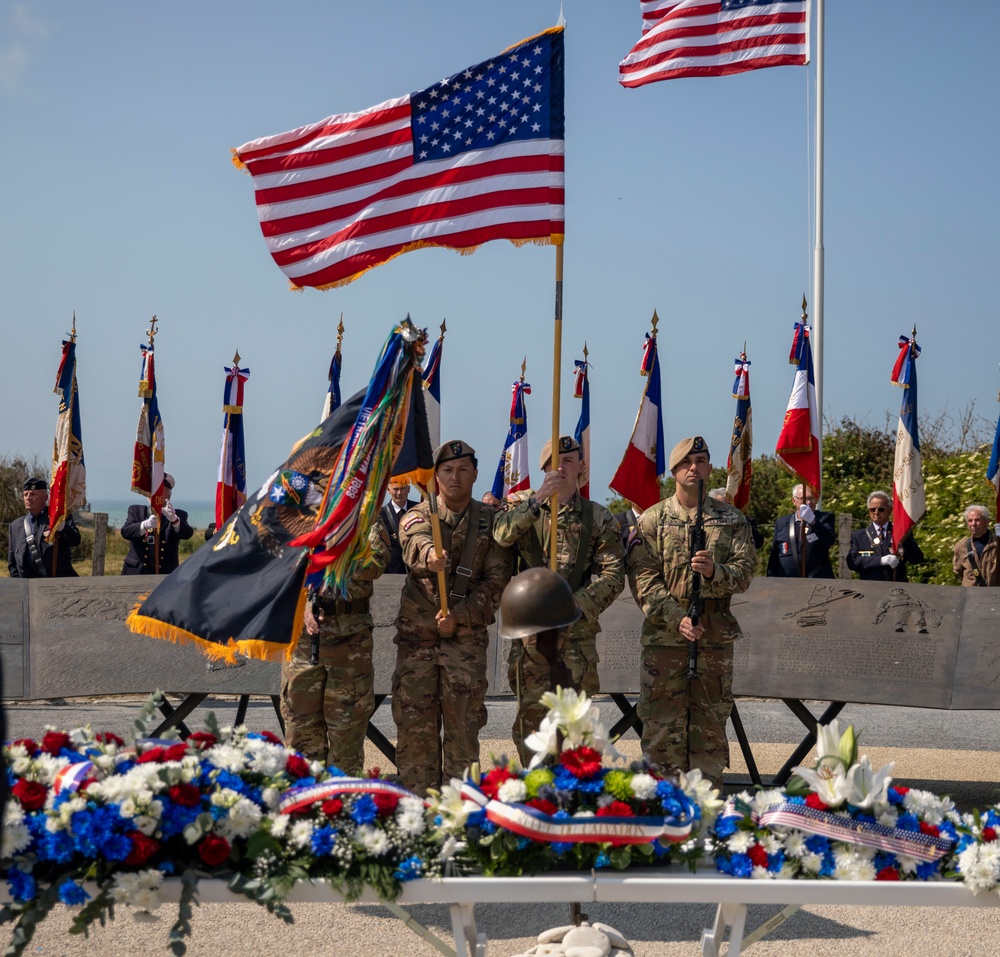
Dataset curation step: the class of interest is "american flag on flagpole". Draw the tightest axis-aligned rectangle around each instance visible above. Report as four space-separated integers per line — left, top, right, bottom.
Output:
216 357 250 528
775 320 821 498
726 350 752 511
619 0 809 88
492 374 532 500
573 350 591 499
988 367 1000 523
49 329 86 538
890 330 925 552
233 27 565 290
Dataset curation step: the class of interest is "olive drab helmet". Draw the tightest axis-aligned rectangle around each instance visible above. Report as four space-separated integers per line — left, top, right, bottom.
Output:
498 567 582 640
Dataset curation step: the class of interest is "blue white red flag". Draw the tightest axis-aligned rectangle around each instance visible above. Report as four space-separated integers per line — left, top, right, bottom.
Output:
492 377 532 499
131 342 167 518
49 336 86 538
322 350 342 422
609 331 665 511
726 351 752 511
775 322 821 498
233 27 565 290
573 355 591 499
988 369 1000 522
619 0 809 88
216 361 250 527
422 328 445 451
890 332 925 551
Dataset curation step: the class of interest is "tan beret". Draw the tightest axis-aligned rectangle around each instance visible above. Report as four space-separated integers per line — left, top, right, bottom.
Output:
668 436 710 472
434 439 477 468
539 435 582 470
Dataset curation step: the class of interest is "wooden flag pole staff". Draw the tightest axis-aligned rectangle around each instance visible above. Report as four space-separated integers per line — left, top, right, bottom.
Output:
549 243 564 571
424 321 449 617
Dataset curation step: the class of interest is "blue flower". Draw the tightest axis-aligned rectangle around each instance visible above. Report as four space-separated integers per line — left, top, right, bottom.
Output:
394 855 424 882
577 777 606 794
311 826 337 856
887 787 905 806
40 829 76 864
551 842 572 856
481 820 496 836
805 834 830 855
874 851 896 872
651 839 671 859
594 852 611 869
326 766 348 778
466 809 486 827
939 820 959 842
729 853 752 878
159 862 176 875
351 795 378 825
916 859 941 880
819 853 835 878
767 849 785 872
714 816 739 838
58 880 91 906
896 812 920 833
8 870 37 903
787 795 806 805
516 837 530 850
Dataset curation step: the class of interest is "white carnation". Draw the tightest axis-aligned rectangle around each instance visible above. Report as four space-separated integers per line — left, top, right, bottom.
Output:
497 779 527 803
356 825 389 856
630 774 658 800
726 831 754 853
1 822 31 856
216 797 263 840
289 820 314 848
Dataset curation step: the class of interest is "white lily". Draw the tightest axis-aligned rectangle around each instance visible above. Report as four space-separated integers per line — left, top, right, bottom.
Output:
430 778 479 834
790 761 851 808
524 715 561 768
844 755 894 809
678 768 724 822
537 687 599 750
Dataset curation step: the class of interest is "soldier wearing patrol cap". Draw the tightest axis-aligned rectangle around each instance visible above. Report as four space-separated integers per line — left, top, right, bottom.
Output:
392 439 512 794
627 435 756 787
7 477 81 578
281 521 391 773
493 434 624 766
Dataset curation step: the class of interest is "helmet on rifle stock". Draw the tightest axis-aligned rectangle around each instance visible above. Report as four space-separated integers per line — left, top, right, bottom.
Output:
498 567 582 640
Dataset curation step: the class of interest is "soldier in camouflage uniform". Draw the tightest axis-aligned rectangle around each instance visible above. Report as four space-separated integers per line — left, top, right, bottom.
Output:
627 436 756 787
280 521 391 774
393 440 512 795
493 435 625 766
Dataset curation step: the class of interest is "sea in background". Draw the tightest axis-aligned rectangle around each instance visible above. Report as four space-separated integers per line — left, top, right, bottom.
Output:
87 500 216 530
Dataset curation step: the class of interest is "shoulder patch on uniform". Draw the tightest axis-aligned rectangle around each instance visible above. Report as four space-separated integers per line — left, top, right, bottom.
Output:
401 514 427 532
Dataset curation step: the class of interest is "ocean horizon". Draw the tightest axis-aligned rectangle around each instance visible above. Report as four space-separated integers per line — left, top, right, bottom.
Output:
87 499 216 530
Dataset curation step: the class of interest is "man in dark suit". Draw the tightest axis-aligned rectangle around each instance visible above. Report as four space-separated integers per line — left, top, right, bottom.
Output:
7 477 80 577
767 484 836 578
120 473 193 574
379 480 417 574
847 489 925 582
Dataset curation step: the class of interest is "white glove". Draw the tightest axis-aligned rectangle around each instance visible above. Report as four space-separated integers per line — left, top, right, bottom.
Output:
995 523 1000 538
141 516 157 533
162 501 178 524
880 554 900 568
797 504 816 524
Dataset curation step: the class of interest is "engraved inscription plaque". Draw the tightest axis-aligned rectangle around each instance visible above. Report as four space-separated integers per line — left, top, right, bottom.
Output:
951 588 1000 709
0 579 28 698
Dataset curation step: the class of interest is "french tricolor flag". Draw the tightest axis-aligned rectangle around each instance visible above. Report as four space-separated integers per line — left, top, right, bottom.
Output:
491 377 531 499
988 367 1000 521
890 331 925 551
609 331 665 510
573 355 591 499
775 322 821 498
422 328 444 450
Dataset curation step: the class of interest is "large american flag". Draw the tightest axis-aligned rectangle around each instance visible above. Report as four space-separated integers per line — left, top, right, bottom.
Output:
235 27 565 290
619 0 809 88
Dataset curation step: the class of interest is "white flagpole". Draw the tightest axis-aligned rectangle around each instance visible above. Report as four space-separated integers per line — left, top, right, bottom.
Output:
812 0 825 474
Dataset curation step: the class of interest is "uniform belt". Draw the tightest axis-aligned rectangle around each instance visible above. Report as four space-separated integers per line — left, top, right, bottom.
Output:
676 596 731 614
317 597 370 615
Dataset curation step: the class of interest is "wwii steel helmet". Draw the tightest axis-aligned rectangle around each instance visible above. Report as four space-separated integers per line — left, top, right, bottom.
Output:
498 567 582 640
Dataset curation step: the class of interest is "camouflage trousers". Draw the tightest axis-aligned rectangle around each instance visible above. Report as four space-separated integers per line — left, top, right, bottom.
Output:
391 631 489 795
637 639 733 788
280 627 374 775
507 634 599 768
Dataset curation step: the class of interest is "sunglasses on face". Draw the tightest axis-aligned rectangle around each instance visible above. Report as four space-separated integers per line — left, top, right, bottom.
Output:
869 506 888 513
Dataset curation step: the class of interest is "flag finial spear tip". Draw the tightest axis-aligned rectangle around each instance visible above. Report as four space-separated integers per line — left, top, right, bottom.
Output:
583 341 588 360
146 315 158 343
70 311 77 341
440 318 447 336
800 296 808 323
520 357 527 380
557 3 566 27
650 310 659 334
233 350 241 365
337 314 345 336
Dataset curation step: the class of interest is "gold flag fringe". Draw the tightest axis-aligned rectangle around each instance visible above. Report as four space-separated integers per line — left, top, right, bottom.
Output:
230 148 249 173
502 23 565 55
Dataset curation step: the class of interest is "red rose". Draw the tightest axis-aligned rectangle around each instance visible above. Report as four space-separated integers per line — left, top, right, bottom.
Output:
367 767 382 779
894 786 910 796
163 743 189 762
197 834 231 867
11 779 47 811
560 746 603 780
919 821 940 837
124 831 161 866
41 731 71 755
11 738 38 754
876 866 901 881
983 827 998 843
285 754 311 778
136 747 166 764
186 732 218 750
168 783 203 808
596 800 634 818
480 767 517 800
96 732 125 747
805 793 829 811
374 792 400 817
748 844 769 868
321 798 344 817
258 731 283 746
527 798 559 816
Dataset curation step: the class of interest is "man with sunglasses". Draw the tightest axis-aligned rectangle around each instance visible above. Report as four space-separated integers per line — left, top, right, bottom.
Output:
847 490 925 581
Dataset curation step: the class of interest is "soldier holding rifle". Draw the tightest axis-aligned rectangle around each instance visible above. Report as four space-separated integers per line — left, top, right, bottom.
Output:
626 436 756 787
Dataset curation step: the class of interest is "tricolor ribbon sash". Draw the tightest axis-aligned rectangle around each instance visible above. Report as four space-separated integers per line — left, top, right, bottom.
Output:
460 782 694 845
279 778 420 815
52 761 94 795
755 800 953 862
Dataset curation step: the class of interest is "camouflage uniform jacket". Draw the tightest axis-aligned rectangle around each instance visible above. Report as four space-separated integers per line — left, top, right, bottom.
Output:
628 494 756 645
397 499 511 641
314 522 391 639
493 491 625 638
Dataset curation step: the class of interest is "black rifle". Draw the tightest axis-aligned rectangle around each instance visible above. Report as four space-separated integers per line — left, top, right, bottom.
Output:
687 479 706 679
309 592 323 665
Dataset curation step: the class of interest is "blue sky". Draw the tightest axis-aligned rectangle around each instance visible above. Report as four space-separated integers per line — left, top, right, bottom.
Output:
3 1 998 504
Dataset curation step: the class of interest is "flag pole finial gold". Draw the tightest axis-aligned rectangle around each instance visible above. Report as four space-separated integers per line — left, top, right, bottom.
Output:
801 296 808 324
650 310 659 336
69 311 77 342
582 341 588 361
233 350 241 365
439 318 447 337
146 315 158 344
520 357 527 381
